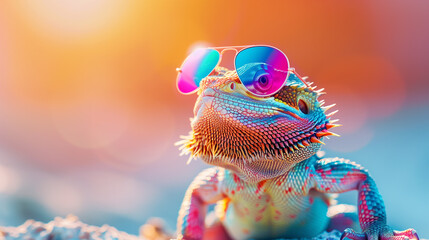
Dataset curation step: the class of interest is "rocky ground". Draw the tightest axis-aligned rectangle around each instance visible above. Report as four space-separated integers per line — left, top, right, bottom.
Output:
0 215 421 240
0 215 142 240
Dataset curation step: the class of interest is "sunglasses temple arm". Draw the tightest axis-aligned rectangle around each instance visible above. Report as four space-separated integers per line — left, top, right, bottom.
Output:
289 68 311 88
276 68 311 88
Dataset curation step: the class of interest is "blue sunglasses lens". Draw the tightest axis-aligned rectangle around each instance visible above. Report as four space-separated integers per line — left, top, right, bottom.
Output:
176 48 220 94
235 46 289 96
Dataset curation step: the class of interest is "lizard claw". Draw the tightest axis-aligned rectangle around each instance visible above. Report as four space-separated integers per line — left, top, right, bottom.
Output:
341 227 419 240
393 229 419 240
341 228 366 240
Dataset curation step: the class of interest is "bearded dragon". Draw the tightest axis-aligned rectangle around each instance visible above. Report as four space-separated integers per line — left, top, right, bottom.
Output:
175 67 418 240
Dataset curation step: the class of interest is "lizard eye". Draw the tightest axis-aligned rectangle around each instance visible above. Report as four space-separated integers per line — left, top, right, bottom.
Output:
254 71 273 92
298 99 309 114
230 82 236 90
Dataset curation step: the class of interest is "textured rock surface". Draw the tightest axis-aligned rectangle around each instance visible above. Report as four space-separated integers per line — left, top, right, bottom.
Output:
0 215 141 240
1 216 423 240
0 215 342 240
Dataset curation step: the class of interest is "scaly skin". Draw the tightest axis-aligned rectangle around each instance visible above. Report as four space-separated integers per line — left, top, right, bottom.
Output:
176 67 418 240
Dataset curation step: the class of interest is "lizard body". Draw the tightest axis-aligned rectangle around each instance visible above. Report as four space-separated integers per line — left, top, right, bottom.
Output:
176 67 418 240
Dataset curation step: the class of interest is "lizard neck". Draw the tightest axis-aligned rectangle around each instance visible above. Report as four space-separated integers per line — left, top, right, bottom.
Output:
201 154 316 183
209 153 322 183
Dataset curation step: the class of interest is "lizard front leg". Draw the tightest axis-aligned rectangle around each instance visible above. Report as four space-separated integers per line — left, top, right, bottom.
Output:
311 158 419 240
177 167 226 240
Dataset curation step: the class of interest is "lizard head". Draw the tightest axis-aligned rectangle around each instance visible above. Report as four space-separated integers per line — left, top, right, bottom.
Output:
177 67 340 182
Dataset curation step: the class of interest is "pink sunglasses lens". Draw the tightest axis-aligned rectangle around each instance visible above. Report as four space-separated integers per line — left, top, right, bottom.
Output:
176 48 220 94
235 46 289 96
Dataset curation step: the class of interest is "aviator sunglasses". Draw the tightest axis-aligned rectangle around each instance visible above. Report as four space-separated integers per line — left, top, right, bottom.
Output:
176 45 308 97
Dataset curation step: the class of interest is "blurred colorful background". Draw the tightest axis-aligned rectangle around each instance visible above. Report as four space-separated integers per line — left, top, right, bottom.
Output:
0 0 428 236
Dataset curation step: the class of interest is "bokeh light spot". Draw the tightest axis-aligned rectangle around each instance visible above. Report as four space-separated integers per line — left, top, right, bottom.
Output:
52 97 130 149
14 0 131 40
0 165 20 194
95 107 176 172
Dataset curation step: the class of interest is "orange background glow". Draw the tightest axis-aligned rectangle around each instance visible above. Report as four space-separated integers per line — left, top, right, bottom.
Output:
0 0 428 235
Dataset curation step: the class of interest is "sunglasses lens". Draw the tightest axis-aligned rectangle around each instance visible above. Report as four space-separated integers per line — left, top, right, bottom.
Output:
235 46 289 96
176 48 220 94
